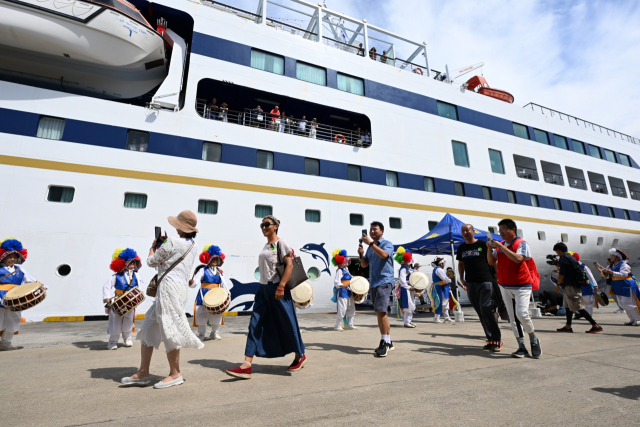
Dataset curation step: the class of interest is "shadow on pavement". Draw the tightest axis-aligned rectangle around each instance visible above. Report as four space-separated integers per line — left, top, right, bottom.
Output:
398 338 511 359
88 366 155 383
593 385 640 400
189 358 292 377
73 341 112 351
304 342 373 356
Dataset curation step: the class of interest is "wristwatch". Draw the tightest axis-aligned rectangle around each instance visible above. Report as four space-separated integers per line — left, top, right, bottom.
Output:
368 241 374 247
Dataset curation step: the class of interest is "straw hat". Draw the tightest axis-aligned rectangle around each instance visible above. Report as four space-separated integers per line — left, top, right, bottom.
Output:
168 210 199 233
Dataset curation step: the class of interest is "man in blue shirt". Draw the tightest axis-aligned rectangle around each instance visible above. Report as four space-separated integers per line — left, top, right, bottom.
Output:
358 221 395 357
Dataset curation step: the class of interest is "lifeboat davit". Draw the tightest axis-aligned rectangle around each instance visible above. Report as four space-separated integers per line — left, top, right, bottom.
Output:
465 76 514 104
0 0 167 99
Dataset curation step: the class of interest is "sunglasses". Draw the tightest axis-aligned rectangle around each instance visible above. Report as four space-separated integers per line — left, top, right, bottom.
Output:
260 222 273 229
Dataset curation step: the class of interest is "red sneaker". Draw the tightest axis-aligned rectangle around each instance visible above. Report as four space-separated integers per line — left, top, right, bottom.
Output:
226 366 251 379
288 354 307 372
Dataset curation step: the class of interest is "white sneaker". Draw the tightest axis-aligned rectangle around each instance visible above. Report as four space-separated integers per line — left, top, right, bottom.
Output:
121 376 151 386
444 318 455 323
211 332 222 340
614 309 625 314
347 325 358 330
433 318 443 324
107 342 118 350
334 326 345 331
198 334 206 341
154 376 184 389
0 342 20 351
124 337 133 347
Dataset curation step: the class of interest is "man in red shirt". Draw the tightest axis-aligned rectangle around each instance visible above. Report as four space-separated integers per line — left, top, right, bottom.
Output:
269 106 280 131
487 219 541 359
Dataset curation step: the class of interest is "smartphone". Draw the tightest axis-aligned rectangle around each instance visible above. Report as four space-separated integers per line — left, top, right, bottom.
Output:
155 226 163 248
362 229 367 237
486 230 494 243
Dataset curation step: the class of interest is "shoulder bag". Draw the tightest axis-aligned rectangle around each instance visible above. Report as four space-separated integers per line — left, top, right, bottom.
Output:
275 240 308 291
147 242 195 297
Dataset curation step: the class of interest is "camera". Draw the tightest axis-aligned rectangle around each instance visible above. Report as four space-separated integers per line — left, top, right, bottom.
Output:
546 254 558 266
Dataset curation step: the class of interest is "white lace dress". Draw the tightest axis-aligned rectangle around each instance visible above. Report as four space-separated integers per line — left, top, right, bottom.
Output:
137 237 204 352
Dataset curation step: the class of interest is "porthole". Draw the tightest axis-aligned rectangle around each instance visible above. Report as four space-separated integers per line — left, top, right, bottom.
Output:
613 239 619 246
307 267 320 280
57 264 71 277
537 231 546 241
597 237 604 246
561 233 569 243
254 267 260 281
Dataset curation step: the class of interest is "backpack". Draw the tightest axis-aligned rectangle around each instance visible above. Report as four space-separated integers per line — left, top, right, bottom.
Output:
561 253 588 287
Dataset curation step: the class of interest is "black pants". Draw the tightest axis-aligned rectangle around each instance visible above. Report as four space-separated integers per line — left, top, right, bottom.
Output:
467 281 502 342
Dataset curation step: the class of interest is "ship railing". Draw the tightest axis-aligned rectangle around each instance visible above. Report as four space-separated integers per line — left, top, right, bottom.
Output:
568 177 587 190
611 185 627 198
515 165 539 181
630 190 640 201
267 17 317 41
523 102 640 146
201 0 262 23
543 172 564 186
367 50 427 74
194 100 371 148
591 183 608 194
322 36 364 56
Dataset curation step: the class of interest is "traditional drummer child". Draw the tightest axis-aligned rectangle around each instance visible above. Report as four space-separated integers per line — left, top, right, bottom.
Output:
190 244 231 341
0 238 37 351
432 257 453 323
103 248 144 350
395 247 417 328
332 249 357 331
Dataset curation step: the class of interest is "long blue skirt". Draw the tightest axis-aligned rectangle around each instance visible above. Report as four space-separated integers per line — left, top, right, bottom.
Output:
435 284 450 315
244 282 305 358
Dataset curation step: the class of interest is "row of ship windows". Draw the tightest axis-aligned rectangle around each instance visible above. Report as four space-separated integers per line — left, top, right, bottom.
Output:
45 185 621 248
249 47 632 169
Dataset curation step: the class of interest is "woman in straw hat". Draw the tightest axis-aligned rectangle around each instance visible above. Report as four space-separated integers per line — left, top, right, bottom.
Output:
122 210 203 389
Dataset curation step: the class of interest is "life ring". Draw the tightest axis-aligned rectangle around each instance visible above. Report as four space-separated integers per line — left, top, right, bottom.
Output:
413 68 423 75
334 134 346 144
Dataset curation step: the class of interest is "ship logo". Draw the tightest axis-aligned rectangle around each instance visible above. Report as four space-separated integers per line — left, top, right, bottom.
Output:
299 243 331 276
228 278 260 312
426 233 439 239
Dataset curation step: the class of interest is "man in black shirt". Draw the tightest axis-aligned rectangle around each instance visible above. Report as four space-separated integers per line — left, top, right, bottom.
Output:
456 224 502 351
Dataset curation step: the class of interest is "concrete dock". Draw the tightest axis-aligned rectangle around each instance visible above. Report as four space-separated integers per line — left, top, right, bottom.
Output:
4 306 640 426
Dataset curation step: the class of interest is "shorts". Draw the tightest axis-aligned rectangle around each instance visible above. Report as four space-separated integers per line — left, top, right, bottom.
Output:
370 282 392 313
563 286 584 311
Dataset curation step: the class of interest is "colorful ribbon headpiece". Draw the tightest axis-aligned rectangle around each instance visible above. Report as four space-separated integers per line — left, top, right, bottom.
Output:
110 248 141 272
200 244 225 266
393 246 412 264
331 249 349 267
0 238 28 264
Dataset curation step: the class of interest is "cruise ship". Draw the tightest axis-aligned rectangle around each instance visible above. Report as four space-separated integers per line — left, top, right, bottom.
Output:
2 0 639 321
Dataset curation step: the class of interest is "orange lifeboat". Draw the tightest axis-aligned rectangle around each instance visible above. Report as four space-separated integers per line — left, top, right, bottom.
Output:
465 76 514 104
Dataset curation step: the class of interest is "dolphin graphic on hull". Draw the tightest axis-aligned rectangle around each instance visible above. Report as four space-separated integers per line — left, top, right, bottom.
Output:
299 243 331 276
228 278 260 312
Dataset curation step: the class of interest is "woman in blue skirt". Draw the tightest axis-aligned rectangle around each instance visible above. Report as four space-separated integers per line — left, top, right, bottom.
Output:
226 215 307 379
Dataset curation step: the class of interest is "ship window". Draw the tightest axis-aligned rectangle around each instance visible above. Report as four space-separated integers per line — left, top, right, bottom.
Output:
257 150 274 170
608 207 615 218
202 142 222 162
604 149 617 163
608 176 627 198
512 123 529 139
56 264 71 277
571 140 586 155
124 193 147 209
627 181 640 200
389 217 402 229
198 200 218 215
507 191 516 204
255 205 273 218
488 149 505 174
307 267 320 280
296 62 327 86
250 49 284 75
516 229 523 238
580 236 587 244
588 172 608 194
452 141 469 167
591 204 598 216
305 158 320 176
619 154 631 167
37 116 65 140
125 130 149 152
613 238 619 246
424 177 435 192
254 267 260 281
573 201 581 213
337 73 364 96
350 213 364 226
454 182 465 197
530 194 539 207
347 165 361 182
623 210 630 220
589 145 602 159
437 101 458 120
386 171 398 187
561 233 568 243
533 129 550 145
482 186 492 200
47 186 74 203
541 161 564 186
429 221 438 231
513 155 538 180
565 167 587 190
597 237 604 246
305 209 321 223
553 198 561 210
554 135 568 150
537 231 546 241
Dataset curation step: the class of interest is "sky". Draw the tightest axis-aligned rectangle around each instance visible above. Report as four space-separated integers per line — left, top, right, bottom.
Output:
231 0 640 137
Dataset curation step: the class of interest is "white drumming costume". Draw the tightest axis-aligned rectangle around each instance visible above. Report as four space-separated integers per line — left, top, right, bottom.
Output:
103 268 146 346
0 263 36 346
398 264 416 326
191 265 231 338
334 266 356 329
